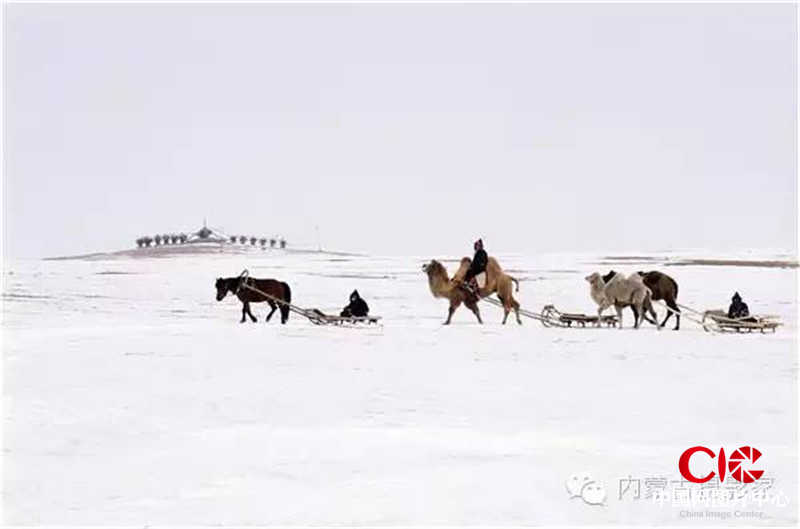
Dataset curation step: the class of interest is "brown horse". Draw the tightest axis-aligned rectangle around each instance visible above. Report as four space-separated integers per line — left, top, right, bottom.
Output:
215 276 292 324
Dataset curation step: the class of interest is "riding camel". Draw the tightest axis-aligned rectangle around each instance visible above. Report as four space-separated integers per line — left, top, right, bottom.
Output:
422 257 521 325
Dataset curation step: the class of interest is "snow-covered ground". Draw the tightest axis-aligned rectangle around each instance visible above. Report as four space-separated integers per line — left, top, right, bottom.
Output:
3 249 797 525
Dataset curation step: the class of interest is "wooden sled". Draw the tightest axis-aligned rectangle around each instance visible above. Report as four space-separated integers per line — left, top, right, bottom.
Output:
540 305 619 328
305 309 382 326
701 310 781 334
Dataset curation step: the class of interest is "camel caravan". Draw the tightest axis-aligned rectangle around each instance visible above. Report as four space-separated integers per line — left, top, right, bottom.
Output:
214 239 782 333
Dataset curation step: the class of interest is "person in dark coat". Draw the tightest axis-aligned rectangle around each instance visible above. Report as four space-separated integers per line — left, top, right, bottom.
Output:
465 239 488 281
341 289 369 318
463 238 488 298
727 292 750 319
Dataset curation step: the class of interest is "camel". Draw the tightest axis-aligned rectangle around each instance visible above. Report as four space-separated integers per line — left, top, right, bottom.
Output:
603 270 660 328
586 271 652 329
422 257 522 325
635 271 681 330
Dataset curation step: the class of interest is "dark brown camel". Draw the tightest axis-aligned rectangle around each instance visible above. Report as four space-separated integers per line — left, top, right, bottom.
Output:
636 270 681 330
215 276 292 324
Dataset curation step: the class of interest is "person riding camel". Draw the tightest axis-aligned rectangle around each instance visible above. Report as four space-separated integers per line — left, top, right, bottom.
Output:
463 238 488 298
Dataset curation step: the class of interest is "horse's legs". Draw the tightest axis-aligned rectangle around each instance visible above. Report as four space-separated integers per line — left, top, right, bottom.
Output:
465 300 483 324
265 301 277 322
245 301 257 322
512 298 522 325
615 305 624 329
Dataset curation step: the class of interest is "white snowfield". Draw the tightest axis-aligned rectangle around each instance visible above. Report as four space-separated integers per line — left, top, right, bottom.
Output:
3 249 797 525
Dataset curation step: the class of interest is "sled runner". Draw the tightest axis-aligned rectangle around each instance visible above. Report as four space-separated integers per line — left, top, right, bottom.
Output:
540 305 619 328
701 310 781 334
314 314 381 326
303 308 382 326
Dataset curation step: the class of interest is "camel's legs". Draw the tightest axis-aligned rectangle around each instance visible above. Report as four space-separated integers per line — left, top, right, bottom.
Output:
498 295 510 324
444 300 461 325
648 305 660 328
615 305 624 329
662 298 681 330
632 305 641 329
645 297 659 327
241 302 247 323
465 300 483 324
512 298 522 325
597 304 609 327
630 304 658 327
661 309 672 328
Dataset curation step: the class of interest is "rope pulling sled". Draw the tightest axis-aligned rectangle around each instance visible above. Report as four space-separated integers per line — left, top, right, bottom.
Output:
235 270 382 326
472 286 779 333
480 295 618 328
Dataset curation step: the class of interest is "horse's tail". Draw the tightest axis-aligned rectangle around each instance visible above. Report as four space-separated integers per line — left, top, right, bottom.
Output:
282 282 292 304
511 276 520 292
280 282 292 323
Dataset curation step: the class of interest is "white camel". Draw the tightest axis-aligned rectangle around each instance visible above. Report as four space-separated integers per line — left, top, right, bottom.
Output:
586 271 653 329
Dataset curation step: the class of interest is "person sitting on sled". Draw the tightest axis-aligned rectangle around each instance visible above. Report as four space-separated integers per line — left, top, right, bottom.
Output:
463 238 488 298
727 292 750 319
341 289 370 318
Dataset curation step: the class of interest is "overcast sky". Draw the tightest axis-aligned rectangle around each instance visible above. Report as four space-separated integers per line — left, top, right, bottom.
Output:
5 3 797 259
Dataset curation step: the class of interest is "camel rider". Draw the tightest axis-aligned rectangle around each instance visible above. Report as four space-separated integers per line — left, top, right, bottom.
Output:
464 238 488 296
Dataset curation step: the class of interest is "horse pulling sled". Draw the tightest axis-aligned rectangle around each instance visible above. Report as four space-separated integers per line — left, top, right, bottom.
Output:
235 270 381 326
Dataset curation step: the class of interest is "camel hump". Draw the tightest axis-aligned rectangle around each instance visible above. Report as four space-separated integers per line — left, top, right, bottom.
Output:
488 256 504 272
